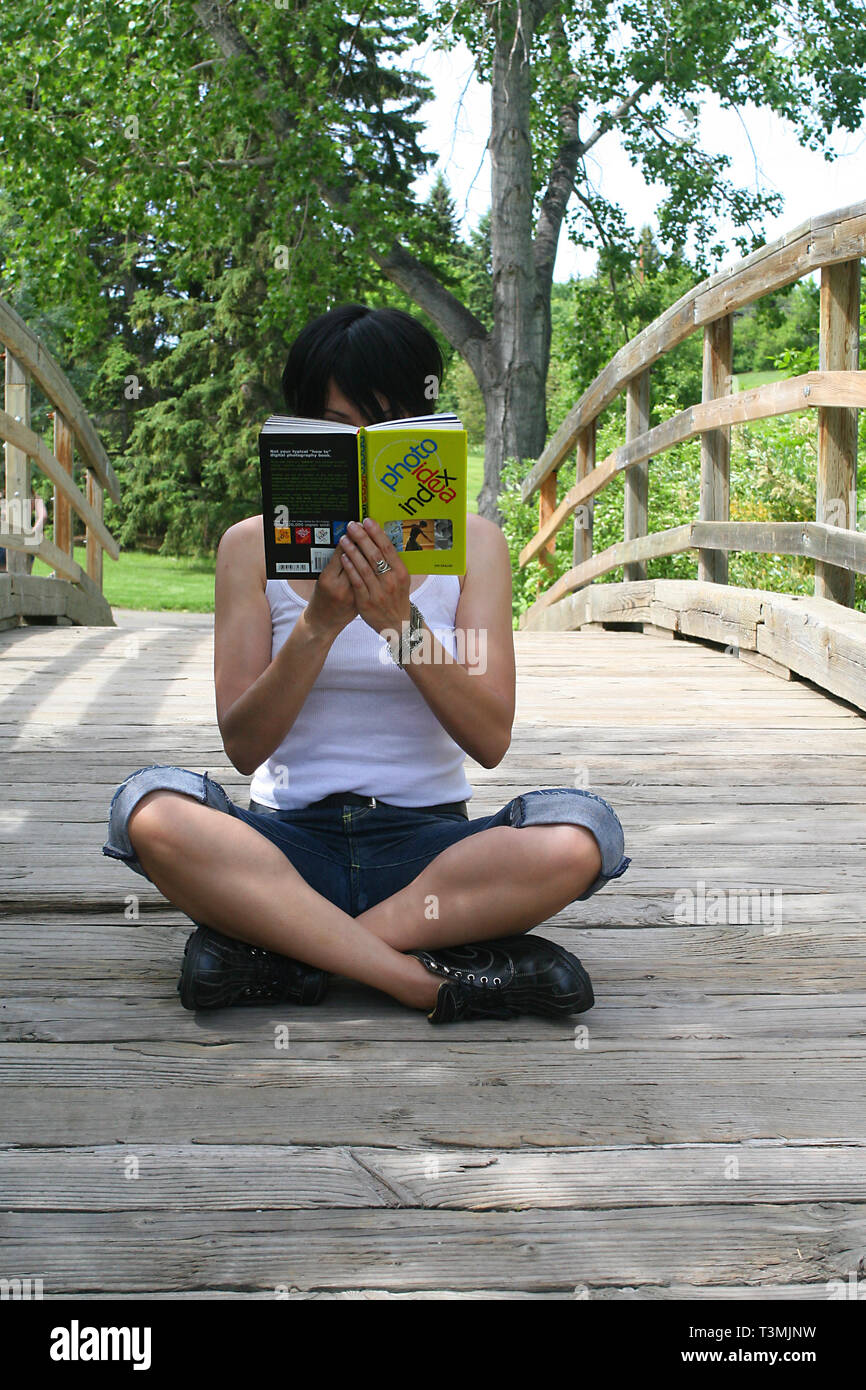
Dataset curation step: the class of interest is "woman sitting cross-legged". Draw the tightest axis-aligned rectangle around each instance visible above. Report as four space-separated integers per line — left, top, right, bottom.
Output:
102 304 630 1024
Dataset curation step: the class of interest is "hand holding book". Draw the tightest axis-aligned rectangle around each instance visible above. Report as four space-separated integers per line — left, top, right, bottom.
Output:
338 517 412 639
300 544 358 642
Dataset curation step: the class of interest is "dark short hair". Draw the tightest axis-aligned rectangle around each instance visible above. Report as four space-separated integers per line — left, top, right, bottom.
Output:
281 303 444 423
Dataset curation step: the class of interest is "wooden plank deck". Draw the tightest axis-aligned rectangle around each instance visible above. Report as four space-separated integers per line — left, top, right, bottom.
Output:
2 610 865 1299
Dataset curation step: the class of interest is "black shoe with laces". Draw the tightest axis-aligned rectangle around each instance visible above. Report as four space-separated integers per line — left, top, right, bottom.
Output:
410 933 594 1024
177 924 329 1011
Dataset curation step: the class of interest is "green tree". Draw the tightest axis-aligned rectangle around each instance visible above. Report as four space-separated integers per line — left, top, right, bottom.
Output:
2 0 865 539
0 1 437 551
735 280 820 375
385 0 866 517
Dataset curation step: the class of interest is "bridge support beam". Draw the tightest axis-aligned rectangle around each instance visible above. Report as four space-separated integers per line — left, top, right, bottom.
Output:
53 410 75 571
572 421 595 573
4 351 31 576
816 258 860 606
624 370 650 581
698 315 732 585
86 470 104 592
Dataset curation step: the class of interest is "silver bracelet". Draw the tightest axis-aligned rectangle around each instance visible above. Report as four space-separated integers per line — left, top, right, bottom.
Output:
389 602 425 668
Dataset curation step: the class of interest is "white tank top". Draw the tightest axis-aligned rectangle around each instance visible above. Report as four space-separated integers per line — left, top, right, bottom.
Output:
249 575 475 810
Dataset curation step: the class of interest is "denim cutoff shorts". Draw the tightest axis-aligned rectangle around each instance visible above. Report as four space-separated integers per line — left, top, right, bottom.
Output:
102 765 631 917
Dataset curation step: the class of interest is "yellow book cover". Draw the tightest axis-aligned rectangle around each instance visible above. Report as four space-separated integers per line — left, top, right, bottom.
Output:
361 423 467 576
260 413 467 579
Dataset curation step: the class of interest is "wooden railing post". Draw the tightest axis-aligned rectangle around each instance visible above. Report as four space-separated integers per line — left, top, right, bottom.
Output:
53 409 74 573
624 369 650 580
4 350 31 574
85 469 104 592
698 314 733 584
537 469 558 586
816 258 860 605
572 420 596 571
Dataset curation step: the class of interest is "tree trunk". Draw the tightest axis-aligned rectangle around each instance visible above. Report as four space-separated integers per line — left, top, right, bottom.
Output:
194 0 558 528
478 2 550 522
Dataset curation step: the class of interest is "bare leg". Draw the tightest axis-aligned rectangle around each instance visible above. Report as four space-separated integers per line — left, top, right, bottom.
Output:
356 824 602 951
127 791 439 1010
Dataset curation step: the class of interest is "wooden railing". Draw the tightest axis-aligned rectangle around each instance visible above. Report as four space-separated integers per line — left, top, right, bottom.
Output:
1 294 120 627
519 201 865 624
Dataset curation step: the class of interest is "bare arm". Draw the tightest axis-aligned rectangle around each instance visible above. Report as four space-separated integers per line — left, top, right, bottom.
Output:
337 514 516 769
401 515 515 768
213 519 355 776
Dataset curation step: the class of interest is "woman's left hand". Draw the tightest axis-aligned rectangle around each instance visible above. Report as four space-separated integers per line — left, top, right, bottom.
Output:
338 518 411 637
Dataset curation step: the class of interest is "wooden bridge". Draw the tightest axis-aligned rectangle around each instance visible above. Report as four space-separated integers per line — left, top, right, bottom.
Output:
0 296 118 630
1 205 865 1299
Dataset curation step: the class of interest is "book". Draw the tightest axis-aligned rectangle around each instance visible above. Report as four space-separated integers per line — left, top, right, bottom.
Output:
258 412 467 579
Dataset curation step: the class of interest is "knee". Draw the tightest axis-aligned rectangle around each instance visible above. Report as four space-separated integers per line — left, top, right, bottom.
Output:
569 825 603 889
514 788 626 881
546 824 603 895
127 790 196 857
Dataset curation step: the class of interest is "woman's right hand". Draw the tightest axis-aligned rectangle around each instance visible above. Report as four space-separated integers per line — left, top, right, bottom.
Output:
302 542 358 641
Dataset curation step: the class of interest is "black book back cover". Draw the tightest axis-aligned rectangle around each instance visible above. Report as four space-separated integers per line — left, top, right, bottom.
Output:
260 429 361 579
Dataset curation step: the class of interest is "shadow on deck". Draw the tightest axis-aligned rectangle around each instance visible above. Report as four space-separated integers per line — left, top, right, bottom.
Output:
1 611 865 1298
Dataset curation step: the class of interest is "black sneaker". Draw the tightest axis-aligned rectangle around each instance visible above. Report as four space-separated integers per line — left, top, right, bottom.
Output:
177 924 329 1011
409 934 594 1025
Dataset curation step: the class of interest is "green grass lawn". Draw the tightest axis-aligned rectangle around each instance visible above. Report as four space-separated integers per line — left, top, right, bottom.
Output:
31 545 217 612
731 370 785 392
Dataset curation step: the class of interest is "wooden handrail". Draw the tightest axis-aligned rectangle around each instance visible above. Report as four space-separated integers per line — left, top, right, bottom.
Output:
0 409 119 559
522 200 866 502
0 528 106 599
0 298 120 502
2 292 120 626
519 202 863 615
519 372 866 568
524 520 866 618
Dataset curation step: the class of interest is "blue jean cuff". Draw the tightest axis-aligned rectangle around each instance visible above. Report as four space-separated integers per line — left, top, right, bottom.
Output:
102 764 235 879
509 786 630 900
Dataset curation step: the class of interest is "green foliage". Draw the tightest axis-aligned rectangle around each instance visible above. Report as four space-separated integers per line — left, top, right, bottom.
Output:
446 359 486 445
0 0 437 555
454 212 494 332
3 0 866 571
728 415 817 594
502 239 866 621
547 239 705 440
434 0 866 272
735 280 820 373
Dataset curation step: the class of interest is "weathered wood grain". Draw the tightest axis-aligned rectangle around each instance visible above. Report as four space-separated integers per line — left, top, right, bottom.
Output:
524 517 866 609
699 315 732 584
816 259 860 604
2 608 865 1297
29 1283 858 1299
624 368 650 581
2 991 864 1048
2 1205 865 1292
521 578 866 713
0 1142 862 1212
524 368 866 567
3 350 30 578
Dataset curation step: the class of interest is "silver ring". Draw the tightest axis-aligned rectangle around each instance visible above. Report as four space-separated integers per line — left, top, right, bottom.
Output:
376 559 391 574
